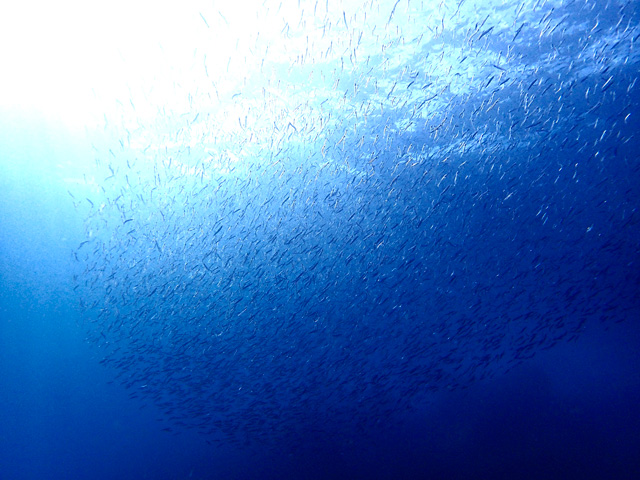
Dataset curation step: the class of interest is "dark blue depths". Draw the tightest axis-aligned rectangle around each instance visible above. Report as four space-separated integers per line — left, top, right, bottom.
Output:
1 0 640 479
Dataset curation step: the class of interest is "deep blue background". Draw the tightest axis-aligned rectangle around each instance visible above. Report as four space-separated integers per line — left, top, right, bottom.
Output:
1 106 639 480
2 0 640 477
2 285 639 479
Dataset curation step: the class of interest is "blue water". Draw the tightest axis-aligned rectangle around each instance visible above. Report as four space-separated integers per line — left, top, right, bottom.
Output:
1 1 639 479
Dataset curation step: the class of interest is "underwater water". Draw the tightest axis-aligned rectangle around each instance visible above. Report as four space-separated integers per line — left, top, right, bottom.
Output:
1 0 639 478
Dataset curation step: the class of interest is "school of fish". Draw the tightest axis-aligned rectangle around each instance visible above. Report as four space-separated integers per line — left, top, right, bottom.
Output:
71 0 640 448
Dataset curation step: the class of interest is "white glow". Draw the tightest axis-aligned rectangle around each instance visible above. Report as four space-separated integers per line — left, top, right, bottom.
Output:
0 0 214 132
1 0 627 148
